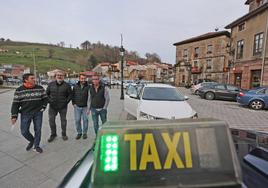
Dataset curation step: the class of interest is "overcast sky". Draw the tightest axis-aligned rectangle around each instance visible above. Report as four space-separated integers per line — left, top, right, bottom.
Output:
1 0 248 64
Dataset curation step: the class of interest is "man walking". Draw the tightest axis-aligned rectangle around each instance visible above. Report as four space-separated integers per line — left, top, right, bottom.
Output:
72 74 89 139
46 71 72 142
11 73 48 153
88 75 110 135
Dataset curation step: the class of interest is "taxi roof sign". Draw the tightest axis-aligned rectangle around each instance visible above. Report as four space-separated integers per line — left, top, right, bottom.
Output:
91 118 242 188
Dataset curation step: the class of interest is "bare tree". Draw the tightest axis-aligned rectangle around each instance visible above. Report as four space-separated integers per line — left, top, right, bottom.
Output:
59 41 65 47
80 40 91 50
145 52 161 63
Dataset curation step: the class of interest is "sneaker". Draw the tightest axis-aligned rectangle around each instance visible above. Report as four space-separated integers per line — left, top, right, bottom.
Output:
34 147 43 153
47 135 57 143
26 142 34 151
82 134 87 139
62 135 68 141
76 134 82 140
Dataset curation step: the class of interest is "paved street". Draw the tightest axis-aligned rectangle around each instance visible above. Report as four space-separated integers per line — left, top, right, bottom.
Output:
0 86 268 188
178 87 268 131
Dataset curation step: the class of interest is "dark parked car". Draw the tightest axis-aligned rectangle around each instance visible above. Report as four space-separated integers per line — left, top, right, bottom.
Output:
237 87 268 110
193 78 215 85
198 83 243 101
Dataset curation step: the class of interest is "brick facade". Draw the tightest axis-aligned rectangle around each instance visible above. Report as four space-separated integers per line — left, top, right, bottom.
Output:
173 31 230 86
225 1 268 89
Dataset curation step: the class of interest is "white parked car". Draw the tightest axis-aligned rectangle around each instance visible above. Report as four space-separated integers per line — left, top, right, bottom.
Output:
124 83 197 120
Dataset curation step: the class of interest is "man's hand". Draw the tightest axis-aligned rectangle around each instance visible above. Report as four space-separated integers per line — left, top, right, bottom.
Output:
11 118 17 125
87 110 91 115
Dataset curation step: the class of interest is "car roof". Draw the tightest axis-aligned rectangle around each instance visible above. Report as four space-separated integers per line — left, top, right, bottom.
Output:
143 83 175 88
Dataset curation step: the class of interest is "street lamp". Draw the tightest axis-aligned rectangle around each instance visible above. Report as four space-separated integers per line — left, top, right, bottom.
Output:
185 63 192 88
120 45 125 100
32 49 37 78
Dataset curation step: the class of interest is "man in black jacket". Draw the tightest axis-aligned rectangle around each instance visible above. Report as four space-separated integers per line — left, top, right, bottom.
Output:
87 75 110 135
46 71 72 142
11 73 48 153
72 74 89 139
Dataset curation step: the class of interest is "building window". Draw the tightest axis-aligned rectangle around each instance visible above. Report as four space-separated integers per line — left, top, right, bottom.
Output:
207 45 213 54
183 49 188 60
257 0 265 7
194 47 199 58
236 40 244 59
254 32 264 55
193 60 198 67
238 23 245 31
206 59 212 69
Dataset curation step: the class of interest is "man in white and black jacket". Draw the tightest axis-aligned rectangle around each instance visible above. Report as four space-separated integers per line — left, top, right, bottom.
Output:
46 71 72 142
72 74 90 140
11 73 48 153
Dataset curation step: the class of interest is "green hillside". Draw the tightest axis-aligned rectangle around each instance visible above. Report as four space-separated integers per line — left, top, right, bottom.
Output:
0 41 92 73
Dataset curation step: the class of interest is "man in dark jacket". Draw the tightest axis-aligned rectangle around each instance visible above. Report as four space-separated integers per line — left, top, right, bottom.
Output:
72 74 90 139
87 75 110 135
11 73 48 153
46 71 72 142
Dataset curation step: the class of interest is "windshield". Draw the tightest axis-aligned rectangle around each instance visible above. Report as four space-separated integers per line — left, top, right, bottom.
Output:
142 87 185 101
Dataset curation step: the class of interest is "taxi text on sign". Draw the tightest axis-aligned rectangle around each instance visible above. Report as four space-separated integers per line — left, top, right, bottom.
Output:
124 132 192 171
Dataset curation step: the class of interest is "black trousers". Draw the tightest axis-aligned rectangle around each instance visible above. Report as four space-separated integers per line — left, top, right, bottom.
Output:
48 106 67 136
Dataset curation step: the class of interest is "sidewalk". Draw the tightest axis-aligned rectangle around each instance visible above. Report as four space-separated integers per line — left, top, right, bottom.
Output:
0 88 125 188
0 85 15 94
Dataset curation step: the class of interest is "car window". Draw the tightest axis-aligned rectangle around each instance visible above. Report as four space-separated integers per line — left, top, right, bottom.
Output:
142 87 185 101
136 85 143 97
215 84 225 90
257 88 266 94
202 82 215 86
226 85 239 91
126 85 137 95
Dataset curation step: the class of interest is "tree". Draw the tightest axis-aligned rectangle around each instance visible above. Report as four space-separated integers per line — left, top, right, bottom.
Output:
48 49 55 58
145 52 161 63
88 55 98 69
80 40 91 50
59 41 65 47
0 38 5 42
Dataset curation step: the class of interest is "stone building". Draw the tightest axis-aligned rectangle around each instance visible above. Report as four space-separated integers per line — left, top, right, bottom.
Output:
225 0 268 89
173 31 230 86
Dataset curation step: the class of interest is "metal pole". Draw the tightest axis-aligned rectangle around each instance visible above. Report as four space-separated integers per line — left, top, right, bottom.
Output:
33 49 36 78
260 10 268 86
120 34 125 100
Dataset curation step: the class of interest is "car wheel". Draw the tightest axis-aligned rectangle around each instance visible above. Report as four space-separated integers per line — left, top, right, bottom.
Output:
205 92 215 100
249 100 264 110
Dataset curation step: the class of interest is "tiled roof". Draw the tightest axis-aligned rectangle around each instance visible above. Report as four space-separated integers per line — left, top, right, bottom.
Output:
127 61 138 66
245 0 254 5
173 31 230 46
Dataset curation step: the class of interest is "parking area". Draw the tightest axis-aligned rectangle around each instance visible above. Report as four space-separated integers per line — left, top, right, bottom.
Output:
177 87 268 131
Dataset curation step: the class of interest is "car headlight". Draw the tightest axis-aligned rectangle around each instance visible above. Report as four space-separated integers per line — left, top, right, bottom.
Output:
192 112 198 119
140 111 157 120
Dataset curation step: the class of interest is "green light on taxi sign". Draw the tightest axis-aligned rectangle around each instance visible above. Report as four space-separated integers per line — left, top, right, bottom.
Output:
100 134 119 172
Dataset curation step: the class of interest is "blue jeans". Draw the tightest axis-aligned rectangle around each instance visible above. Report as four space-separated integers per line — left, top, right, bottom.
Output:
20 111 43 148
74 106 88 134
91 108 107 134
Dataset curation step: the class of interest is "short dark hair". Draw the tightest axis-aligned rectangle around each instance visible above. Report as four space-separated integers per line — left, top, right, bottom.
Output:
23 73 34 83
79 74 86 78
